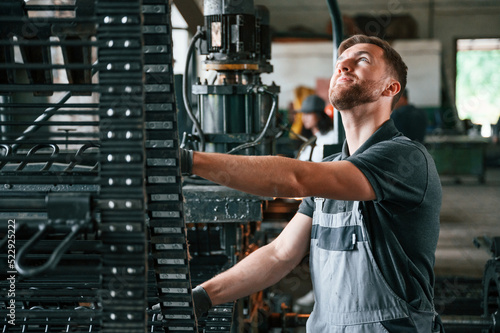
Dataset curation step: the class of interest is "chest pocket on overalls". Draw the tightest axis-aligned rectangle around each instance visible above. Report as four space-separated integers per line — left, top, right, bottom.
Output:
311 198 365 251
311 224 364 251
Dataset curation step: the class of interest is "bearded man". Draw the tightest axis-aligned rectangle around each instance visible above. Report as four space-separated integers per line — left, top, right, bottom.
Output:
181 35 443 333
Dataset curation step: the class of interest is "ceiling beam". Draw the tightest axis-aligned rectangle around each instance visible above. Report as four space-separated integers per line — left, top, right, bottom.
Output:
172 0 204 35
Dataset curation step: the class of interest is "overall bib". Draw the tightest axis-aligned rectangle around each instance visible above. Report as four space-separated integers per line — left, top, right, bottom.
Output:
307 199 436 332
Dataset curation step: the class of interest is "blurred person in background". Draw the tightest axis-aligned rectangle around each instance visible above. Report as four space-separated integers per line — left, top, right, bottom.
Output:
296 94 336 162
391 88 428 143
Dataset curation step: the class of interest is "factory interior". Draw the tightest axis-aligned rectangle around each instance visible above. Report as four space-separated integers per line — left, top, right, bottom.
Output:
0 0 499 332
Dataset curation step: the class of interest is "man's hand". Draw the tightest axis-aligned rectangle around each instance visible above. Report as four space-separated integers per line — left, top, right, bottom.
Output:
192 285 213 320
179 148 193 176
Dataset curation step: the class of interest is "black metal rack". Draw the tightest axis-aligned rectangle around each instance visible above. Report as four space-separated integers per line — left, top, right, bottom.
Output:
0 1 196 331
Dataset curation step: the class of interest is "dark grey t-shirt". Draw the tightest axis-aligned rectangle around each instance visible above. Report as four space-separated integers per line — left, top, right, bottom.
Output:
298 119 442 310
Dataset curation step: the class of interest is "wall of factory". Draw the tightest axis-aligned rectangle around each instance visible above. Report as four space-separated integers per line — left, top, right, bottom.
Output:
254 0 500 108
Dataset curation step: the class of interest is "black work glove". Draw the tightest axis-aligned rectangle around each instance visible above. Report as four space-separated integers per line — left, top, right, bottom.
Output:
179 148 194 176
192 285 213 320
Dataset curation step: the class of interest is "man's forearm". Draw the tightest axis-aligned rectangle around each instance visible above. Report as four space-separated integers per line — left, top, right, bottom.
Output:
192 152 308 198
200 242 299 306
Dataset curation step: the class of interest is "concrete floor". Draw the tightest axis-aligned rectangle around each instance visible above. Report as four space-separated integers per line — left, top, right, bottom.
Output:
435 167 500 278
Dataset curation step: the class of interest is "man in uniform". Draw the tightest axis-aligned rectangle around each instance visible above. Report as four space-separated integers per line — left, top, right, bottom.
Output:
182 34 442 332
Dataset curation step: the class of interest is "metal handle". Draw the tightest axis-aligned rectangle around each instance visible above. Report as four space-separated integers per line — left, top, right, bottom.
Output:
15 219 86 277
64 142 100 172
15 143 59 171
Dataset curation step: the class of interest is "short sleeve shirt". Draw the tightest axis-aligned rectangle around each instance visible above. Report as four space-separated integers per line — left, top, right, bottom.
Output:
298 119 442 310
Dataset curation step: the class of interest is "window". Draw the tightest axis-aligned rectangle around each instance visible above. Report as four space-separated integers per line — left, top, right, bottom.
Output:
456 38 500 137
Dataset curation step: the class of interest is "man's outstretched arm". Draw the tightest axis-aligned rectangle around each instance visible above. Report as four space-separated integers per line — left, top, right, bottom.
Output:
196 212 312 308
190 151 375 202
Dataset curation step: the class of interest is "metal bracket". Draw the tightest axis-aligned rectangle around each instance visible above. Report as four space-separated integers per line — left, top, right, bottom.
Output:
15 192 93 277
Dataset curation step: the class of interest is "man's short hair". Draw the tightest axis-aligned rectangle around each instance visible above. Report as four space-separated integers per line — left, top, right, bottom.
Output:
338 35 408 109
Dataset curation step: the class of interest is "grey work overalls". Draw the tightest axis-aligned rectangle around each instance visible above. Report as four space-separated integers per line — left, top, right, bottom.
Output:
306 198 436 332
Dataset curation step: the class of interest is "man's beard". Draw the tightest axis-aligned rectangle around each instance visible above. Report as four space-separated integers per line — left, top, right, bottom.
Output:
329 78 382 111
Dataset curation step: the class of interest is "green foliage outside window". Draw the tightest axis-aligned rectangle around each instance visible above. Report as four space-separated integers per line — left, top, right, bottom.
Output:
456 50 500 125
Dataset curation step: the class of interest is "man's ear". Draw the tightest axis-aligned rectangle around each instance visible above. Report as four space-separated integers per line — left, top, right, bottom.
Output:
383 80 401 97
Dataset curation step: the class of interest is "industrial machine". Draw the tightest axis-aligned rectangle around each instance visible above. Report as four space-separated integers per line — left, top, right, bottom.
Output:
0 0 193 331
180 0 281 330
0 0 499 332
182 0 279 156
